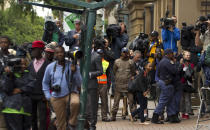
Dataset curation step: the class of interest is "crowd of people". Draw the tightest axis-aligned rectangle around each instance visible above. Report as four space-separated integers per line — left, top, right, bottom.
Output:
0 14 210 130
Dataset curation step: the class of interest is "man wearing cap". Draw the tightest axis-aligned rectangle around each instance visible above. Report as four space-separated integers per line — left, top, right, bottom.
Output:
42 46 81 130
44 42 57 62
65 19 81 49
28 40 50 130
151 49 179 124
147 31 163 64
147 31 164 99
110 47 136 121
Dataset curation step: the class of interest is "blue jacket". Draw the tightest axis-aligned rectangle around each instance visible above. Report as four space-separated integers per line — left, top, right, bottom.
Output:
161 27 180 53
65 30 81 49
157 56 176 81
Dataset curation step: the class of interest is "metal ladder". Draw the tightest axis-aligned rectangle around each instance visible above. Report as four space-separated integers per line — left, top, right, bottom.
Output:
196 87 210 130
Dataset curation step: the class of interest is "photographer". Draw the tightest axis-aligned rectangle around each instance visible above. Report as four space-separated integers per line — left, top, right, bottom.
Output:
42 17 65 46
147 31 163 65
129 33 149 58
107 22 129 59
42 46 82 130
65 19 81 49
0 36 12 74
195 15 210 114
200 21 210 51
0 36 14 129
1 58 34 130
161 16 180 53
147 31 163 99
180 51 195 119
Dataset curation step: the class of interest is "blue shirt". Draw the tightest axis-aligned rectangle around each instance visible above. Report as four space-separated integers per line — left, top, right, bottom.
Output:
42 60 82 100
161 27 180 53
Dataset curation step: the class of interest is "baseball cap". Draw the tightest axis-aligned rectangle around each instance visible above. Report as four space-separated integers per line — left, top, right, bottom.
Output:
32 41 45 48
74 19 81 24
121 47 129 53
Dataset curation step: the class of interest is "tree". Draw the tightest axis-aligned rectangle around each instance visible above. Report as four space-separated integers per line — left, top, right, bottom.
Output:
0 2 44 44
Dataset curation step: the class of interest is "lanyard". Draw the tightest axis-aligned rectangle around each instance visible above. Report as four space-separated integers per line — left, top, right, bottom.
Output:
52 61 65 87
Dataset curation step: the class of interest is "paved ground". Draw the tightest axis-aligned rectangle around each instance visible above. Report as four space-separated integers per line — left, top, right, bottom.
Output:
96 97 210 130
97 116 210 130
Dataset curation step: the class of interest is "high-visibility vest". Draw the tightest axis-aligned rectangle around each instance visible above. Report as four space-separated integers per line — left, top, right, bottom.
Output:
97 58 109 84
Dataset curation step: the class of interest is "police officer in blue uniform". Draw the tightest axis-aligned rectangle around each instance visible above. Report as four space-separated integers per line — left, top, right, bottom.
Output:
151 49 179 124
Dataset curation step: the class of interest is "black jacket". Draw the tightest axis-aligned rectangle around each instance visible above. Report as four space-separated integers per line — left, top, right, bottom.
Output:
1 71 35 114
111 33 129 59
135 71 151 93
158 56 176 81
88 51 103 89
28 60 50 100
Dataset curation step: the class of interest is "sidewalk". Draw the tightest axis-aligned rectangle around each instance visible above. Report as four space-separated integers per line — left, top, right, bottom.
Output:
97 99 210 130
97 116 208 130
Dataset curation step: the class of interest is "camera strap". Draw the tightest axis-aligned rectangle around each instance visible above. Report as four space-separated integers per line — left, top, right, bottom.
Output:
52 61 65 87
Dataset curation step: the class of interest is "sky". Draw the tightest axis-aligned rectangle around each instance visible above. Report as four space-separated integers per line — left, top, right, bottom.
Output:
33 1 53 18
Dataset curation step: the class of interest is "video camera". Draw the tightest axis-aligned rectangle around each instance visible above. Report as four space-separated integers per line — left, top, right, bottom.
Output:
130 33 149 57
160 11 175 29
93 36 106 49
106 24 121 40
4 57 22 72
195 16 208 34
181 22 195 50
65 47 83 64
16 43 32 57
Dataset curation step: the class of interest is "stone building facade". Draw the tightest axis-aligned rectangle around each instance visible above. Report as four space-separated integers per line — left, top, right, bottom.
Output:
106 0 210 42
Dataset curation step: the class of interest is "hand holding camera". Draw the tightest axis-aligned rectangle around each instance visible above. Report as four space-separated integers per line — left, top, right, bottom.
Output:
73 34 80 39
143 90 149 97
4 66 11 73
12 88 22 95
169 26 174 32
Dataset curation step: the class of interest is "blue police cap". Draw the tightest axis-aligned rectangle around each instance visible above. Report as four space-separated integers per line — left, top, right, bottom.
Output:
164 49 173 55
121 47 129 53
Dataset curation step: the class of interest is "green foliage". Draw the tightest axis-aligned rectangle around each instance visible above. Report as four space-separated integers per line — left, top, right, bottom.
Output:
0 3 44 45
0 0 85 44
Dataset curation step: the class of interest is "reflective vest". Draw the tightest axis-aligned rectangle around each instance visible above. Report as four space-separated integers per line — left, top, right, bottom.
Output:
97 58 109 84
